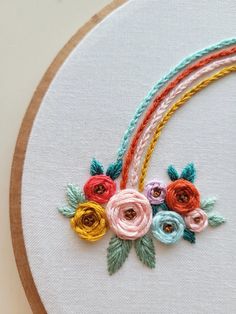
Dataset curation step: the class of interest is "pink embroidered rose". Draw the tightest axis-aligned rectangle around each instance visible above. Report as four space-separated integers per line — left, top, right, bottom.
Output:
106 189 152 240
184 208 208 232
144 180 166 205
83 175 116 204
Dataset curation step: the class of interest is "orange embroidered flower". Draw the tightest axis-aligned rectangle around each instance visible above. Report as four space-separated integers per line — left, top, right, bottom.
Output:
166 179 200 215
83 175 116 204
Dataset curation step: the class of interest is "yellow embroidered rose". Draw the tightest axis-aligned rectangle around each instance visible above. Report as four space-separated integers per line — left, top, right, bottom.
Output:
70 201 108 242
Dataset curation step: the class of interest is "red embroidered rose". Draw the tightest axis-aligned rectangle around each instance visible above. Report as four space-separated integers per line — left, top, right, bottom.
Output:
166 179 200 215
83 175 116 204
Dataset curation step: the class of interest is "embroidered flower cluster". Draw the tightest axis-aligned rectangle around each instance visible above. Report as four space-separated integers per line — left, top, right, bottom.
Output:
58 161 225 275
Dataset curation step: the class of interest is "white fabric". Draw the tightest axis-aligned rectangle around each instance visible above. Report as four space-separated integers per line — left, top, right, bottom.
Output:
22 0 236 313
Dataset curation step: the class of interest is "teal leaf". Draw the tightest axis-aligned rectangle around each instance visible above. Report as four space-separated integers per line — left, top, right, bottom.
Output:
107 235 132 275
167 165 179 181
58 205 75 218
134 235 156 269
106 160 122 180
67 184 85 209
201 197 217 213
180 163 196 183
151 205 159 216
90 158 104 176
160 202 170 211
208 214 226 227
183 229 196 244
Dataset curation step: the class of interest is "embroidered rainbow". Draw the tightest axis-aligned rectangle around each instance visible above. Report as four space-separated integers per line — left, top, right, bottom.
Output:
58 38 235 275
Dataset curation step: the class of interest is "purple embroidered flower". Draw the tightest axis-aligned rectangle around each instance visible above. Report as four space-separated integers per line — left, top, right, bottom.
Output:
144 180 167 205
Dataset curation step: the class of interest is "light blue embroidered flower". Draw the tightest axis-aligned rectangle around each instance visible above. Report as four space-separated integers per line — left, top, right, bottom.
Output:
152 211 185 245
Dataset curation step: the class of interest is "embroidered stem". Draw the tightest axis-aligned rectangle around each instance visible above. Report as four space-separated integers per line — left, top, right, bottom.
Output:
138 65 236 191
120 45 236 189
129 55 236 187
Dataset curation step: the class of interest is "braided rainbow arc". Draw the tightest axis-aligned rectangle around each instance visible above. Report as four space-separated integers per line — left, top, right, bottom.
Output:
120 44 236 188
116 38 236 164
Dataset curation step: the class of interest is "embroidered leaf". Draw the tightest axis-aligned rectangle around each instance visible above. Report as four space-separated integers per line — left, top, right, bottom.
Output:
90 158 104 176
208 214 226 227
201 197 217 213
167 165 179 181
183 228 196 244
180 163 196 183
107 235 132 275
106 160 122 180
160 202 170 211
58 205 75 218
134 235 156 269
151 204 159 216
67 184 85 209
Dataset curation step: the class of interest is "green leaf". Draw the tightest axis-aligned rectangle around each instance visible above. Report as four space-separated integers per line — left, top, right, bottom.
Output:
151 205 159 216
58 205 75 218
183 229 196 244
167 165 179 181
90 158 104 176
208 214 226 227
106 160 122 180
66 184 85 209
160 202 170 211
201 197 217 213
107 235 132 275
134 235 156 269
152 203 169 216
180 163 196 183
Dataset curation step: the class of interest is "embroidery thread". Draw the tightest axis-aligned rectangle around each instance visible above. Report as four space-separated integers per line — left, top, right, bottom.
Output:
129 55 236 187
121 47 236 189
139 65 236 191
57 39 234 275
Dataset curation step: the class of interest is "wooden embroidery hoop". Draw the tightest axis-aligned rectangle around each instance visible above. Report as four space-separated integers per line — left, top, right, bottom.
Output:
9 1 126 313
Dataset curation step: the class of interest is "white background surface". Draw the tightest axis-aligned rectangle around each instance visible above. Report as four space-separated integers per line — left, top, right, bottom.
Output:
0 1 110 313
20 1 236 314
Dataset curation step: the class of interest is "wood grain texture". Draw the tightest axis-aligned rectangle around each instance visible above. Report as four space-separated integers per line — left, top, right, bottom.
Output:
9 1 127 313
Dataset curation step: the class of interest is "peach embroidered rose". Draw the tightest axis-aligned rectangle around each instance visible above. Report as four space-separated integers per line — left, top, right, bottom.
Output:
166 179 200 215
106 189 152 240
70 201 108 241
184 208 208 232
83 175 116 204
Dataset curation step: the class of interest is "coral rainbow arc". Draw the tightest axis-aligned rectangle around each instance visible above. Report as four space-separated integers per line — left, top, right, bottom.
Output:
58 38 235 275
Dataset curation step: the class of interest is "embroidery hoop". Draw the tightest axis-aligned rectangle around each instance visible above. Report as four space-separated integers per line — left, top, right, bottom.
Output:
10 0 236 313
10 1 126 313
